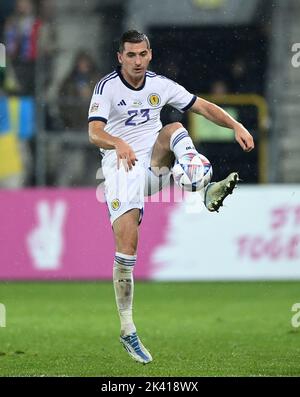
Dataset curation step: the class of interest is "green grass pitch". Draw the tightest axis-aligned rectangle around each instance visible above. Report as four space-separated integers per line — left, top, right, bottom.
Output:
0 281 300 376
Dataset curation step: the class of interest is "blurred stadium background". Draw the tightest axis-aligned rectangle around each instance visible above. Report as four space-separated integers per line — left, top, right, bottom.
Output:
1 0 300 377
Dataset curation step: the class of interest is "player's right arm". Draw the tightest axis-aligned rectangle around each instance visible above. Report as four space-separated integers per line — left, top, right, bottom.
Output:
88 120 137 170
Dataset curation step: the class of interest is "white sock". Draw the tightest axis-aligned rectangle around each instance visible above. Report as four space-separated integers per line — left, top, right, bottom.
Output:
170 127 198 159
113 252 137 336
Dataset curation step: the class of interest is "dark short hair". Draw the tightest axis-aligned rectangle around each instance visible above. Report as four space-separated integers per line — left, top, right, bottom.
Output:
119 30 150 52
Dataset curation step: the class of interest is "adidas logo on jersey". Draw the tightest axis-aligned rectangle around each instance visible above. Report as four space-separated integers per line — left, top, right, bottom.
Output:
117 100 127 106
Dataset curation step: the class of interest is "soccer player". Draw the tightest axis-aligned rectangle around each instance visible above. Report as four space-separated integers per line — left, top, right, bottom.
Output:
88 30 254 364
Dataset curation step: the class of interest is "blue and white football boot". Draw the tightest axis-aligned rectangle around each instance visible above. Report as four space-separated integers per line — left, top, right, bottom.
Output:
204 172 239 212
120 332 152 364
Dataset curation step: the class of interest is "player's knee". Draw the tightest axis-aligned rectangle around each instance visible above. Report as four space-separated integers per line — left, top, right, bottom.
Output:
116 244 137 256
114 226 138 256
116 232 137 255
165 122 184 136
114 235 137 255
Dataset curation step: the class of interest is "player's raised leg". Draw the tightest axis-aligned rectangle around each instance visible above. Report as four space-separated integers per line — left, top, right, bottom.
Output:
150 122 239 211
150 122 197 172
112 209 152 364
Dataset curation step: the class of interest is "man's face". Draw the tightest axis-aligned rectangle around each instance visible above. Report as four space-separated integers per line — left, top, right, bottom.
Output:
118 41 152 80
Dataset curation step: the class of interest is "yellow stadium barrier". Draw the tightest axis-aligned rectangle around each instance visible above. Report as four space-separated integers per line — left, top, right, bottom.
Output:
188 94 268 183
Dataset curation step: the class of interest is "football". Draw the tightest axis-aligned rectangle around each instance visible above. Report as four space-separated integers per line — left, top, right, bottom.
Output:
172 152 213 192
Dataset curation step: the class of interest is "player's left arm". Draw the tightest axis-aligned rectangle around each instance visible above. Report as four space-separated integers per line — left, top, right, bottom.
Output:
190 97 255 152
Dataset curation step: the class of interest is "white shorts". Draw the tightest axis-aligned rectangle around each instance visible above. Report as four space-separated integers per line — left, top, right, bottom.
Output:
102 151 171 225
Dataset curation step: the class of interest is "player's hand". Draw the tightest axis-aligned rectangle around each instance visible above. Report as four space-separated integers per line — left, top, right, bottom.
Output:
234 123 255 152
114 138 138 171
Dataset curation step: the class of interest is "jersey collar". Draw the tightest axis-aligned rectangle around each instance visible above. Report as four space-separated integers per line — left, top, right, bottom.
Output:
116 66 147 91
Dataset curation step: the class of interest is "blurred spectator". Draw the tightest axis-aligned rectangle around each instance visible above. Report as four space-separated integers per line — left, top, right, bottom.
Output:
37 0 57 91
4 0 42 95
229 57 255 94
49 51 99 186
58 50 99 131
210 80 229 96
0 1 16 39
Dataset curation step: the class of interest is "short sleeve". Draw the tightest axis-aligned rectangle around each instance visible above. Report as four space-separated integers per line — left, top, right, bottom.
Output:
88 83 112 124
165 78 197 113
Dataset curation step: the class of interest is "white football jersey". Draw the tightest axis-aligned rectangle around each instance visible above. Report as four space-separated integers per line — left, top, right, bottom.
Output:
88 67 196 161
